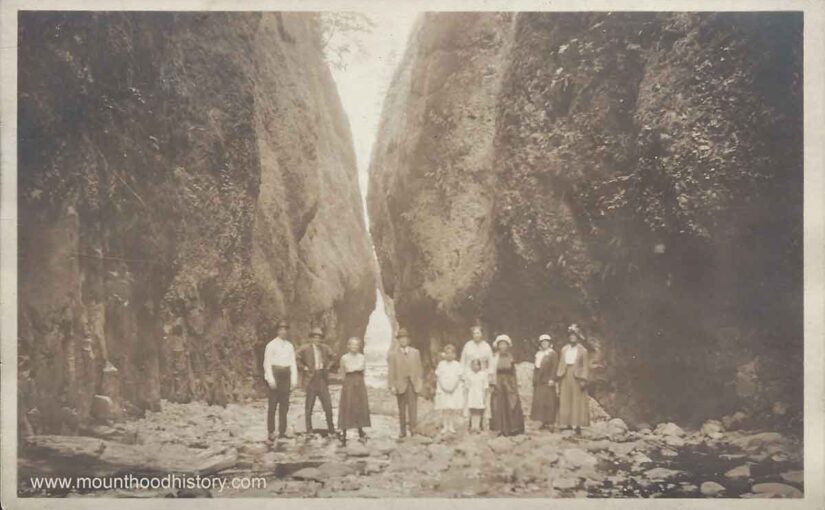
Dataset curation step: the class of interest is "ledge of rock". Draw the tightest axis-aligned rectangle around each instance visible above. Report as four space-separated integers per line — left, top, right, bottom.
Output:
18 12 376 433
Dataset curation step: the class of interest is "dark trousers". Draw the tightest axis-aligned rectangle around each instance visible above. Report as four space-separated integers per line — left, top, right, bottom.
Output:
396 379 418 435
267 367 291 436
305 371 334 432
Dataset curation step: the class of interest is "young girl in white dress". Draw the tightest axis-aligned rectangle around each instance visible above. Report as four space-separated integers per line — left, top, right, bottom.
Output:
464 358 489 433
435 344 465 435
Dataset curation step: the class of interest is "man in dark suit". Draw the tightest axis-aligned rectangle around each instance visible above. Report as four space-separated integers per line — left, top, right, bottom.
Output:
296 327 338 437
387 328 423 438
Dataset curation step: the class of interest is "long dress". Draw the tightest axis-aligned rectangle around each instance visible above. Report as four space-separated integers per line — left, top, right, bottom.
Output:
337 352 371 430
489 353 525 435
530 348 559 424
435 360 465 410
465 370 488 410
556 344 590 427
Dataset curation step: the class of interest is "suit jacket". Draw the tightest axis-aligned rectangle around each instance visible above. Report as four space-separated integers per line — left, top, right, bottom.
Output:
296 342 338 383
534 349 559 386
387 346 423 394
556 344 589 381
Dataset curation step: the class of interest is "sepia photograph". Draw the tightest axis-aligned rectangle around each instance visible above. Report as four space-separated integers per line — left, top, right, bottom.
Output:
1 0 823 505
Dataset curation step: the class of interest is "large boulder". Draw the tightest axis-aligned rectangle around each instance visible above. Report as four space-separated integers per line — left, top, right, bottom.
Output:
368 12 802 426
18 12 376 432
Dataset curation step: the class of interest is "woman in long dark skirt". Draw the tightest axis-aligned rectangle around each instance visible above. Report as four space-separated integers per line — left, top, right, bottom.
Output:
337 337 370 445
489 334 525 436
530 334 559 430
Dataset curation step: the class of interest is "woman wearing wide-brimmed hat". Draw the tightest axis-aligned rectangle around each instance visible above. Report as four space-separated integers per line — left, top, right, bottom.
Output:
556 324 590 434
530 334 559 430
488 334 525 436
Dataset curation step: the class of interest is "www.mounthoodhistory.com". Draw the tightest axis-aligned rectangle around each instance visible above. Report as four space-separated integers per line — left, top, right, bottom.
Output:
28 474 266 493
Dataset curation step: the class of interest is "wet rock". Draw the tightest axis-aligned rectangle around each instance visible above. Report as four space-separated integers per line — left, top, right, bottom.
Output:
291 467 324 482
700 481 726 496
732 431 787 451
664 435 685 447
722 411 749 430
195 447 238 475
644 467 682 481
552 476 580 490
724 464 751 479
701 419 725 436
345 442 371 457
608 418 628 434
780 470 803 485
488 436 515 454
654 422 685 437
660 448 678 457
751 482 803 498
562 448 598 468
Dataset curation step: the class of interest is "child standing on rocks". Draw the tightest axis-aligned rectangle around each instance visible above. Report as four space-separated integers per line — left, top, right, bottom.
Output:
435 344 464 435
338 337 371 446
465 358 489 433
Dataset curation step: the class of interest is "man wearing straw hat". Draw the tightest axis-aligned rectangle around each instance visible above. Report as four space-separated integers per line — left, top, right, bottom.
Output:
296 326 338 437
387 327 423 438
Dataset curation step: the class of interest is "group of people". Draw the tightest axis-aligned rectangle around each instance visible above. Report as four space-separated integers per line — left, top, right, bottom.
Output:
261 321 592 445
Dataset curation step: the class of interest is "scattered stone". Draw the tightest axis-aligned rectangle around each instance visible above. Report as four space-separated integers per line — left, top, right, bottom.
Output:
345 443 370 457
664 435 685 447
701 419 724 436
700 481 726 496
660 448 678 457
240 443 268 456
780 470 803 485
562 448 598 468
488 436 514 454
751 482 803 498
725 464 751 479
732 431 787 451
291 467 324 481
655 422 685 437
552 476 580 490
195 447 238 475
317 462 356 478
722 411 749 430
644 467 682 480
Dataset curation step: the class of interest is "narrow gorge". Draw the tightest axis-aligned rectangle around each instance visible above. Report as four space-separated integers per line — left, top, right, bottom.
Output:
18 12 376 432
368 12 802 427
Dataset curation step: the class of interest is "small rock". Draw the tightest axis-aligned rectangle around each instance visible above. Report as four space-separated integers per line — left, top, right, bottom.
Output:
562 448 598 468
608 417 628 432
345 443 370 457
488 436 514 454
644 467 682 480
732 431 787 451
655 422 685 437
291 467 324 481
708 432 725 440
700 481 726 496
660 448 678 457
725 464 751 479
780 470 803 485
552 476 580 490
664 435 685 447
751 482 803 498
317 462 356 478
701 419 724 436
239 443 268 456
722 411 749 430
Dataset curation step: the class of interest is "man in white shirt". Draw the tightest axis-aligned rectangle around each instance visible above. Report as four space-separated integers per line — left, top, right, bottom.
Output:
263 320 298 440
460 326 493 429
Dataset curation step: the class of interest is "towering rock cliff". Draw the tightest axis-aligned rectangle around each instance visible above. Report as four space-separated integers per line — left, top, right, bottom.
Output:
368 12 802 427
18 12 376 433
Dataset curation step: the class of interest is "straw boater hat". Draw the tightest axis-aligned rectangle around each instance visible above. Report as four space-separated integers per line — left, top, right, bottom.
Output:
396 328 410 339
309 327 324 338
494 334 512 347
538 334 552 346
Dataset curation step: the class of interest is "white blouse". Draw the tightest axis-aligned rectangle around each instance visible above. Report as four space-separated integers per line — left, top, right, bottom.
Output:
564 344 579 365
340 352 366 373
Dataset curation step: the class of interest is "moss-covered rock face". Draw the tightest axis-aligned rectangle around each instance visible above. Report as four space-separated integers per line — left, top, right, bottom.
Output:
18 12 376 432
368 12 802 427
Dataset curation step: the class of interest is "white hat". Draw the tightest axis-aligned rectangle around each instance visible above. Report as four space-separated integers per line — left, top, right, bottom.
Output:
538 334 552 344
495 334 512 346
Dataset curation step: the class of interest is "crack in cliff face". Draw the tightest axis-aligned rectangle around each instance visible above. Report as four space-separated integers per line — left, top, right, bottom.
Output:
367 12 802 428
18 12 377 433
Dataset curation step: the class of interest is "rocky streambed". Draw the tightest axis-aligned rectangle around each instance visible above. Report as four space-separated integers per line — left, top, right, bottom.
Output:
19 366 803 499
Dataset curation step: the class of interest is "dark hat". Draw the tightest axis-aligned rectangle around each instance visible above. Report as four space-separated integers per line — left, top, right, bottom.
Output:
309 327 324 338
276 320 290 330
396 328 410 339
